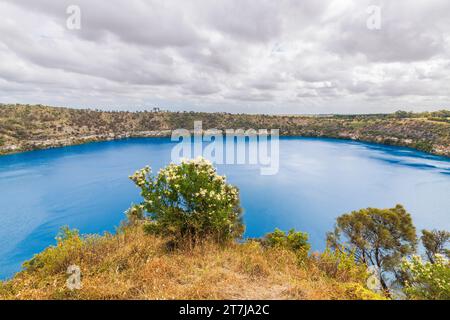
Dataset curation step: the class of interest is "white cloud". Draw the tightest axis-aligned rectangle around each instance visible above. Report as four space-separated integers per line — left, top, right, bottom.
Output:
0 0 449 113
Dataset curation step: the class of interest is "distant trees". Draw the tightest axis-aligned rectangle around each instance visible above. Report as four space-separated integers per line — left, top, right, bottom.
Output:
393 110 414 119
327 205 417 294
414 140 434 152
1 104 449 157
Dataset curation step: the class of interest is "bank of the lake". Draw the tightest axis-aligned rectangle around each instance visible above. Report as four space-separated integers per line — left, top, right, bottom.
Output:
1 105 449 157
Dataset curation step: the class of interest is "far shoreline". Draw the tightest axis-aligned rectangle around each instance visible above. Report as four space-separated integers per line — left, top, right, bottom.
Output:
1 105 449 158
1 134 449 160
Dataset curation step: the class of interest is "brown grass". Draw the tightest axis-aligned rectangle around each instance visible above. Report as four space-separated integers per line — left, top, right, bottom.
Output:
0 226 385 300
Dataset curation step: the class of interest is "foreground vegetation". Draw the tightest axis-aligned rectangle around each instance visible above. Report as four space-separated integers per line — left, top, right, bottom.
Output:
1 104 449 156
1 159 448 300
0 225 384 300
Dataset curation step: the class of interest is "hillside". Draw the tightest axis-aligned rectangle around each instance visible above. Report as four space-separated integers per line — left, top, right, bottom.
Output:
0 154 447 301
0 225 383 300
0 104 449 157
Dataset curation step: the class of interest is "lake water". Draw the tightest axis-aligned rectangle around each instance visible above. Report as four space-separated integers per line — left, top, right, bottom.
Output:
0 137 449 279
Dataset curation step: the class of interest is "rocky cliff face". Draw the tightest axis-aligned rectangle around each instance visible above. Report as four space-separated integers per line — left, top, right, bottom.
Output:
1 104 449 157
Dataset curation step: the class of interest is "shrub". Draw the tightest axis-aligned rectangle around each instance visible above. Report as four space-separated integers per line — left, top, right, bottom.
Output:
415 140 433 152
129 157 244 245
313 248 368 283
264 228 310 252
263 228 310 261
22 226 83 275
338 283 387 300
402 254 450 300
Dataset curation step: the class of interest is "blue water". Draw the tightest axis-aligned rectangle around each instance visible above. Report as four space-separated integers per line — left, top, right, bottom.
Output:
0 137 449 279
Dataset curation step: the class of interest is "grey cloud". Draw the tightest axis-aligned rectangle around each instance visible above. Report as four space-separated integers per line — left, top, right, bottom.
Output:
325 0 450 62
200 0 283 43
225 91 275 102
0 0 449 113
182 80 221 96
6 0 204 48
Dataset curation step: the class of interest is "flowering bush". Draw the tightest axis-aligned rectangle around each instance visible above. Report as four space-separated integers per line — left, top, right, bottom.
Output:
129 157 244 245
402 254 450 300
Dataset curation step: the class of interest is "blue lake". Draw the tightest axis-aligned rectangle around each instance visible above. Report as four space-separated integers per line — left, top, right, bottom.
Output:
0 137 449 279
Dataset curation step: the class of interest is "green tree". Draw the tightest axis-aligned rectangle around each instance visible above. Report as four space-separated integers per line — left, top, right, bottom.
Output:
129 157 244 245
421 229 450 263
326 205 417 294
393 110 412 119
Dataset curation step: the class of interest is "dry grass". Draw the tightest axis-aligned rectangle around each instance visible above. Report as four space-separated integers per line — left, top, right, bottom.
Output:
0 226 385 300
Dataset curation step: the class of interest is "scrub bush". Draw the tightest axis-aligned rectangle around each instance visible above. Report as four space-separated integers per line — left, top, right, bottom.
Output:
263 228 310 261
313 247 368 283
22 226 83 275
402 254 450 300
129 157 244 245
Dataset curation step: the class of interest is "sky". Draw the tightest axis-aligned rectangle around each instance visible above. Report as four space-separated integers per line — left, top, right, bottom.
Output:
0 0 449 114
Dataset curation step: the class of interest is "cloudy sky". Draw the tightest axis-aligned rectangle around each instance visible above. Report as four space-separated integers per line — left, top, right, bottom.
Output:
0 0 449 114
